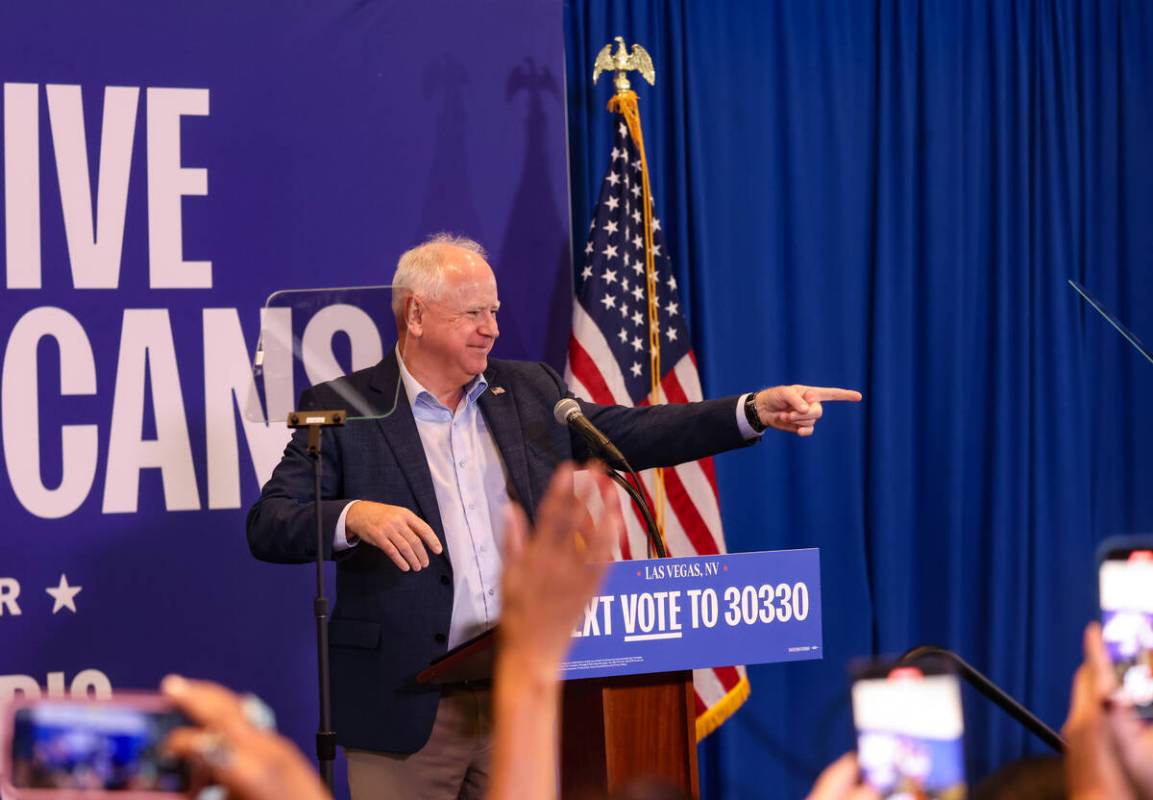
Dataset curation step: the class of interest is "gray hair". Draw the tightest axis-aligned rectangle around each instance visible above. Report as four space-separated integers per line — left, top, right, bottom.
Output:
391 233 488 320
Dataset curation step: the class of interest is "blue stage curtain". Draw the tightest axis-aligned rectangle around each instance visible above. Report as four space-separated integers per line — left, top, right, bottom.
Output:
565 2 1153 796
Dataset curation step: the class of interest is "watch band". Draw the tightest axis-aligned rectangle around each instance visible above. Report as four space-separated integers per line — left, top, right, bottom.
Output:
744 392 767 433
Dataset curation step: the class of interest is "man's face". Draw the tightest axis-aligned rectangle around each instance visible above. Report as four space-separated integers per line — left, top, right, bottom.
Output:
410 248 501 384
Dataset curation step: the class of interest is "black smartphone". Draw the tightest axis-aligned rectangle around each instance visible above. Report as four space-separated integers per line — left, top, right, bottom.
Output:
851 659 967 799
1098 536 1153 720
1 694 191 798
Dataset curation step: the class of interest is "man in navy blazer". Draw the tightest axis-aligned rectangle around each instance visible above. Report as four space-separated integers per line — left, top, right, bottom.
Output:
247 234 860 799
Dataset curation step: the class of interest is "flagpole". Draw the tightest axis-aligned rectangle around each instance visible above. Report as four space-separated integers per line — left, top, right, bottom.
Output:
594 38 669 556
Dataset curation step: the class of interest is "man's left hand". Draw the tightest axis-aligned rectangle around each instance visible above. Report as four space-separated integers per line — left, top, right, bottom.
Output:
754 385 862 437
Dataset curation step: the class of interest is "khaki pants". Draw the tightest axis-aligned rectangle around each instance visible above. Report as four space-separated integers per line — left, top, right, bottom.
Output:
346 686 492 800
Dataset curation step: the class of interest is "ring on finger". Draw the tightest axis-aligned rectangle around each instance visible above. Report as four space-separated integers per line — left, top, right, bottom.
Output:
192 731 233 769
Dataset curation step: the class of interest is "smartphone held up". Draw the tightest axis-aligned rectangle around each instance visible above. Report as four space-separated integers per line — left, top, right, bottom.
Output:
852 660 967 800
0 694 190 799
1098 536 1153 720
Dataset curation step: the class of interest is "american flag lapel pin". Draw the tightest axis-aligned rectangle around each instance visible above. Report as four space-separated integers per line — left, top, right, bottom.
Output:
491 386 506 395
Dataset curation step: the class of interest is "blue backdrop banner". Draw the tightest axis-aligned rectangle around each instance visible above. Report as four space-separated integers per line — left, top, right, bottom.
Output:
0 3 569 796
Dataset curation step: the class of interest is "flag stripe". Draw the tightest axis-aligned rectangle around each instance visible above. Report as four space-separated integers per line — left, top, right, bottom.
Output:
569 334 617 406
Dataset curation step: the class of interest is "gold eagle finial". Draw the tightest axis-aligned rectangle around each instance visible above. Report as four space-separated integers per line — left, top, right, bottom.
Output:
592 36 655 95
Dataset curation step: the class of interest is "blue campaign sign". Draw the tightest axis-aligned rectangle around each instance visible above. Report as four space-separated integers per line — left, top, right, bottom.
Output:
563 549 823 680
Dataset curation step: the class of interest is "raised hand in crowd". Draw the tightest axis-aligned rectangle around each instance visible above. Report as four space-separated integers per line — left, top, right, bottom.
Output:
162 675 330 800
804 753 881 800
1063 622 1153 800
488 463 622 800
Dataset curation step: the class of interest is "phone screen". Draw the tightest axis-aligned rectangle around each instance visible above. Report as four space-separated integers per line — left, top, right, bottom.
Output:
852 663 966 799
7 700 190 793
1099 547 1153 719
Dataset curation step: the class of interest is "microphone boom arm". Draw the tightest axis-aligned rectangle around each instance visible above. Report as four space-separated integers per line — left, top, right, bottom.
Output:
899 644 1066 753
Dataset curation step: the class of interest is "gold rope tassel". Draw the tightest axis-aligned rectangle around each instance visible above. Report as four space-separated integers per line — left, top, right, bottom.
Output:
608 90 667 558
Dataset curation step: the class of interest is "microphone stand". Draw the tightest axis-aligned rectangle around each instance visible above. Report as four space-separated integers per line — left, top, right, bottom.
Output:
286 408 347 791
898 644 1066 754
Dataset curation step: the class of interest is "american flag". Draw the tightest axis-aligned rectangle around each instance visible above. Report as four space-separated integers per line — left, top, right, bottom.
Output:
566 113 749 736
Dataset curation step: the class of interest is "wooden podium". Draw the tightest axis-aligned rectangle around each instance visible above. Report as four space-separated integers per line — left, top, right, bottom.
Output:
417 627 699 799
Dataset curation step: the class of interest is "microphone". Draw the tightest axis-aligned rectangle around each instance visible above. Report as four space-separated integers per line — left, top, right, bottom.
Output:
553 398 628 469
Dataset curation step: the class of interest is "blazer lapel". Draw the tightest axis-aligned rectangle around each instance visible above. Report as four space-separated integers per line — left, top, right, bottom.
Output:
367 352 446 545
478 367 535 519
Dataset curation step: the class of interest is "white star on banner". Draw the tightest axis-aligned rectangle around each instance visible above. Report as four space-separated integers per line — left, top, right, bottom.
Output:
618 328 629 343
631 259 644 276
632 310 644 326
653 243 662 256
607 171 620 186
611 146 621 160
666 327 678 342
605 220 619 235
631 336 643 351
606 196 620 210
601 294 617 310
621 277 631 292
667 275 677 290
653 217 662 231
666 301 679 316
632 234 643 250
630 362 643 377
619 122 628 138
631 286 644 302
602 269 618 284
581 265 593 280
46 574 82 614
619 303 630 318
603 244 618 260
632 159 642 171
631 184 642 198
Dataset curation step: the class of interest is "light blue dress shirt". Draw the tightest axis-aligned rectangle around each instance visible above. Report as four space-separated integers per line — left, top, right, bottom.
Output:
335 350 510 649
